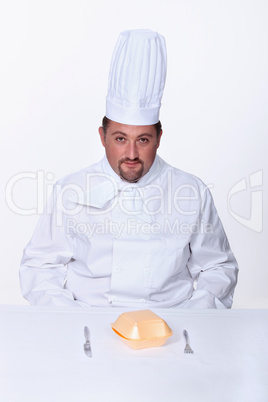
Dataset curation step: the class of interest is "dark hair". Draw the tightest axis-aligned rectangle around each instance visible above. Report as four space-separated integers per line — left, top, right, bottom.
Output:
101 116 162 139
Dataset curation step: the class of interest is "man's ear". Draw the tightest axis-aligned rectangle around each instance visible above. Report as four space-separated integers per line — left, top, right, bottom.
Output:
157 129 163 149
99 126 105 147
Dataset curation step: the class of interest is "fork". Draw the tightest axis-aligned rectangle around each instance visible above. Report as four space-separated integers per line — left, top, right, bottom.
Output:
84 326 92 357
183 330 194 354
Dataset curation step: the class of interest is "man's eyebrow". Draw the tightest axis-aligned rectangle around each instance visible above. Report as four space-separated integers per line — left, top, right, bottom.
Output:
137 133 154 138
110 131 127 136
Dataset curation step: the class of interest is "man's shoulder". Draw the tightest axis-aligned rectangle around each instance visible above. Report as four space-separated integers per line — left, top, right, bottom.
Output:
160 158 207 189
55 159 104 188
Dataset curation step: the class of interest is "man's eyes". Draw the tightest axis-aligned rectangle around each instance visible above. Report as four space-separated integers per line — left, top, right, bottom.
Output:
138 138 149 143
116 137 126 142
115 137 149 143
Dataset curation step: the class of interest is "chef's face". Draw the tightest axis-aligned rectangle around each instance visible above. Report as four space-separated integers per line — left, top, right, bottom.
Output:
99 120 162 183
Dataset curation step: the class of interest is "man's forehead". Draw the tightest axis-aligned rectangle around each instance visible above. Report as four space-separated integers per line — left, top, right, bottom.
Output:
106 120 157 136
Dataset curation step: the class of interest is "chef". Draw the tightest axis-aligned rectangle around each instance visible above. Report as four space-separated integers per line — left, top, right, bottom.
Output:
20 29 238 308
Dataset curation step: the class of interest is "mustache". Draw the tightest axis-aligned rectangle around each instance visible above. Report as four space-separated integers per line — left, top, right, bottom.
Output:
119 157 143 164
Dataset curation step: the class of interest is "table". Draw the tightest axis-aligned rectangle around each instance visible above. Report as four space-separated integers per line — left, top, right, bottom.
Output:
0 306 268 402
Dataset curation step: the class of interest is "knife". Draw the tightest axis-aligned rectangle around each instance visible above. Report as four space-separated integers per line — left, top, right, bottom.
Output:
84 326 92 357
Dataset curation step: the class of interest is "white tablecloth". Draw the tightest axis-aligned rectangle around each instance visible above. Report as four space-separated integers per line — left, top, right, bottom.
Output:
0 306 267 402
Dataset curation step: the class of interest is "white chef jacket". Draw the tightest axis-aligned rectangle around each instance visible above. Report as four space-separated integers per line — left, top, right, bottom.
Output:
20 155 238 309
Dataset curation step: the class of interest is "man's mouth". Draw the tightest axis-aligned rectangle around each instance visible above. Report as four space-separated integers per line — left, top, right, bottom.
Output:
121 159 141 168
123 160 141 167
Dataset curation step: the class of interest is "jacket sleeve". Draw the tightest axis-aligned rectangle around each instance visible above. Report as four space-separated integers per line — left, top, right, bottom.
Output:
19 184 81 307
182 186 239 309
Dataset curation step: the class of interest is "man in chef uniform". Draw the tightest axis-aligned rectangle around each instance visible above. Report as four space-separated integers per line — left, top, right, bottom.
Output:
20 30 238 309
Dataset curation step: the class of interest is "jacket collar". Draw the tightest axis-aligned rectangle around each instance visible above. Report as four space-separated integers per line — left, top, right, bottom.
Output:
102 153 163 188
73 154 163 209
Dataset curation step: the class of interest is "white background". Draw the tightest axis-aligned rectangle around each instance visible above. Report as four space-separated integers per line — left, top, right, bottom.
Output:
1 0 267 307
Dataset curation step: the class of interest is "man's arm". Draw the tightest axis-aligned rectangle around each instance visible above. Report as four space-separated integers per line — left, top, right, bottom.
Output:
19 185 79 307
183 186 239 308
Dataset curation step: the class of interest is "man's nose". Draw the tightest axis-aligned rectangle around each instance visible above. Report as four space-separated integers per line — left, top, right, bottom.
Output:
126 141 138 159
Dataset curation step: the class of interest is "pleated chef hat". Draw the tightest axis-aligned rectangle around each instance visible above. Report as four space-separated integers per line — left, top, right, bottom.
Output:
106 29 167 125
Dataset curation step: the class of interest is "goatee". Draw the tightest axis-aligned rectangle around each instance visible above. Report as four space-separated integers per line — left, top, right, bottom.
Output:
118 158 144 183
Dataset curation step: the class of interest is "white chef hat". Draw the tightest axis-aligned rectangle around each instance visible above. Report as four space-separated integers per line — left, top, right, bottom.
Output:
106 29 167 125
